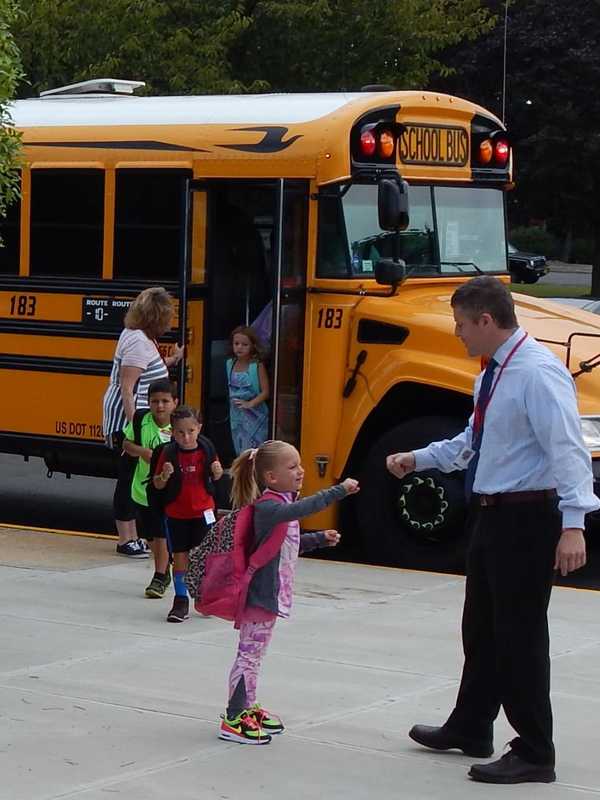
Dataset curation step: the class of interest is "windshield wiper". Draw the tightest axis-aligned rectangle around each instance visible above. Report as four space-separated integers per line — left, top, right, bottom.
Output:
440 261 484 274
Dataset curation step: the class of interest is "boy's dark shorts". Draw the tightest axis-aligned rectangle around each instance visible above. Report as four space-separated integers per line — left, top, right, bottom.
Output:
165 516 211 553
135 503 166 541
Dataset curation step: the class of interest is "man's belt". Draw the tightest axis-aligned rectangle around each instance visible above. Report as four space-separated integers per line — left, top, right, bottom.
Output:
475 489 558 507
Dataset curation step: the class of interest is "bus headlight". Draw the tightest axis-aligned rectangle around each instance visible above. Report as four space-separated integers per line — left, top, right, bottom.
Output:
581 417 600 451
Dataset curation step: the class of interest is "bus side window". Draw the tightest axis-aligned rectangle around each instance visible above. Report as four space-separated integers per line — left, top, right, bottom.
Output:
316 193 350 278
0 185 20 274
30 169 104 278
114 169 191 280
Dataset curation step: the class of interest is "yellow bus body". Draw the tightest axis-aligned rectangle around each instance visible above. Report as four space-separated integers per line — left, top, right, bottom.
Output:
2 85 598 565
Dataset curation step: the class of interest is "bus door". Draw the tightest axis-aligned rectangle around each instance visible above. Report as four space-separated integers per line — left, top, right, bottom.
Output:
199 179 308 472
182 182 207 413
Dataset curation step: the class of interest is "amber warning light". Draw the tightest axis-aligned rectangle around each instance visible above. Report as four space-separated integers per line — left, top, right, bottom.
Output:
478 137 510 167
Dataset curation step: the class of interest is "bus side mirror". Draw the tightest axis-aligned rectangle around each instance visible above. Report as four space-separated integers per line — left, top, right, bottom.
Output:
375 258 406 286
378 178 409 231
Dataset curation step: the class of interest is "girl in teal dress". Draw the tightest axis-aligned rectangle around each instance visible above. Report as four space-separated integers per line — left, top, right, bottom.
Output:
227 326 270 455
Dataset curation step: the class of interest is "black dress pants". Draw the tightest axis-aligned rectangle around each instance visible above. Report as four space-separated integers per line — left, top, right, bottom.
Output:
445 496 561 765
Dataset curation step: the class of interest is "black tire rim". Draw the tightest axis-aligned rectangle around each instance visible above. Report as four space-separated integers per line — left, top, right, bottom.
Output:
395 474 454 544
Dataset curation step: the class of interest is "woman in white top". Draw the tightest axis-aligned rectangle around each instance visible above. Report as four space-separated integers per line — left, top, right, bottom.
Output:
102 287 183 557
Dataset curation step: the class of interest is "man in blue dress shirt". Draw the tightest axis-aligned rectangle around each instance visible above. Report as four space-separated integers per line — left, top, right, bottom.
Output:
387 276 600 784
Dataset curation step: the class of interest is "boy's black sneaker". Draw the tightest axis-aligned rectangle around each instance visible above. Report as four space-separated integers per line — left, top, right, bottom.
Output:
167 596 189 622
116 540 150 558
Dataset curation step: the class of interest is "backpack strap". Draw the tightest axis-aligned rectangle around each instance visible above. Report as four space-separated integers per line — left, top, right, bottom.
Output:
248 361 261 395
150 441 178 471
198 434 217 463
196 434 217 496
162 441 179 467
249 492 288 569
232 492 290 628
148 441 167 482
132 408 148 446
146 441 180 509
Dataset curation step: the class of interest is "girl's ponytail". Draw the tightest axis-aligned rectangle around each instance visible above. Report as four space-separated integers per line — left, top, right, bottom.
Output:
230 439 294 508
230 449 260 508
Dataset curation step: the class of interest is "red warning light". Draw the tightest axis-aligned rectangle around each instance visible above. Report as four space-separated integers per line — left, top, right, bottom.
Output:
494 139 509 166
360 129 377 157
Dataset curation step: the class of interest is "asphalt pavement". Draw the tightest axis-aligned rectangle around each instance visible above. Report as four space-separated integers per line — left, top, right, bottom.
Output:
541 262 593 289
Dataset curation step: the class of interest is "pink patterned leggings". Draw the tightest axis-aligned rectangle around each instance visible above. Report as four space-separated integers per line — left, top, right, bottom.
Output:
227 619 277 716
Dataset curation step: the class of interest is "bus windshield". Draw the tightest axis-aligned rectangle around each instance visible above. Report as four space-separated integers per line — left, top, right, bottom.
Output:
317 184 507 278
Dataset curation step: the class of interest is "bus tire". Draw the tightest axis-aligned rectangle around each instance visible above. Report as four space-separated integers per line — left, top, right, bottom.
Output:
356 416 468 571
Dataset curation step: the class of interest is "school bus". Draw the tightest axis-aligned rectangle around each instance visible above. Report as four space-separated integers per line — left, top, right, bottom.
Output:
3 78 600 569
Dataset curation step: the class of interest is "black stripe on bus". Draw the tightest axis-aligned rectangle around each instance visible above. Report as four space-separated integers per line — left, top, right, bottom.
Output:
25 140 206 153
0 320 181 341
0 430 106 446
0 354 112 375
0 276 179 295
217 127 302 153
0 320 121 339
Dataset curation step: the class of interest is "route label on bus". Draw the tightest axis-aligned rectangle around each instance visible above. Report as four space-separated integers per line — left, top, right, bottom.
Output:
82 297 132 327
399 123 469 167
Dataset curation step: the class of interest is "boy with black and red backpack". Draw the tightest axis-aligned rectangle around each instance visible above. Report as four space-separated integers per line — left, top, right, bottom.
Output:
150 406 223 623
122 378 177 598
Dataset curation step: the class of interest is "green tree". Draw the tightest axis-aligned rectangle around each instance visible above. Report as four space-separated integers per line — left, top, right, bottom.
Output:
233 0 495 91
0 0 23 231
14 0 255 96
15 0 494 96
436 0 600 295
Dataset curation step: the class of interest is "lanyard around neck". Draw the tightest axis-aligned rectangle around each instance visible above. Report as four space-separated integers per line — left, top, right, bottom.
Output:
474 332 528 433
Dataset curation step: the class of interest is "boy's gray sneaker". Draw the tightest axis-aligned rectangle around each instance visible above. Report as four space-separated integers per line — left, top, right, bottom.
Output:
145 576 167 598
116 540 150 558
162 565 172 589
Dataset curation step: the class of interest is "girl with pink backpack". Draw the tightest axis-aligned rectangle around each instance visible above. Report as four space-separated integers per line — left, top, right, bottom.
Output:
217 439 359 745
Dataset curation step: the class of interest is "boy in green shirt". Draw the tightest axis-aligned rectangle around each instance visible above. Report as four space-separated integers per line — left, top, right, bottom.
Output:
123 379 178 598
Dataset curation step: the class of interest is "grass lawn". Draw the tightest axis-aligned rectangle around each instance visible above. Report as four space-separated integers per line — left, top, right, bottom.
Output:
509 283 591 298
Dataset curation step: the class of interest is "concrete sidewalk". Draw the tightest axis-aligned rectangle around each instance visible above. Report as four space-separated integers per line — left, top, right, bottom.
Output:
1 528 600 799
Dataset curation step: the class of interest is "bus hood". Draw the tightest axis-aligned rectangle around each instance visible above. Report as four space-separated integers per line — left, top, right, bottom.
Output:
357 285 600 414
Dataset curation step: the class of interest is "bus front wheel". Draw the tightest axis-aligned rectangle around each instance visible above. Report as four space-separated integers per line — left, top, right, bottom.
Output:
356 417 468 571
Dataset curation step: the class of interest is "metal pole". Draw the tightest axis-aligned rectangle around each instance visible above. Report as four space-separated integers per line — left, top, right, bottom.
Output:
270 179 284 439
502 0 508 123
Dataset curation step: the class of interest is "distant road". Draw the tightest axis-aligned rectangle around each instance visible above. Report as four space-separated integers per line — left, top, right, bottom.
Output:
540 263 592 289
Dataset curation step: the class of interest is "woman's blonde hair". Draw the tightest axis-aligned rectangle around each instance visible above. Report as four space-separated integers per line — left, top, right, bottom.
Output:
124 287 174 339
230 440 295 508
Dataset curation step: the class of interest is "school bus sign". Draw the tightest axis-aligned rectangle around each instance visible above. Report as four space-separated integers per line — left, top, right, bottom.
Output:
399 123 469 167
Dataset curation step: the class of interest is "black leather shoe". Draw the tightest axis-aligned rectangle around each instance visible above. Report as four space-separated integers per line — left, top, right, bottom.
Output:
409 724 493 757
469 751 556 784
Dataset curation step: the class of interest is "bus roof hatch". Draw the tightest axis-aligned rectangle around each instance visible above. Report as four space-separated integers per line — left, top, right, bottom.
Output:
40 79 146 98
